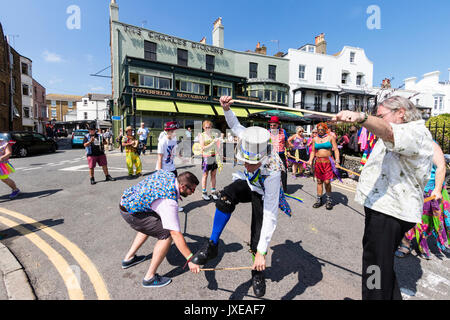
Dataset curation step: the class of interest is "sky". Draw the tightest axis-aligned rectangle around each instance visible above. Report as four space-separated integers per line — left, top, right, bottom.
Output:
0 0 449 96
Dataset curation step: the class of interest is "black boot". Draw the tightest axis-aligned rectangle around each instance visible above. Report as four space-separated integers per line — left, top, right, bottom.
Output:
312 196 323 208
251 270 266 298
191 240 218 265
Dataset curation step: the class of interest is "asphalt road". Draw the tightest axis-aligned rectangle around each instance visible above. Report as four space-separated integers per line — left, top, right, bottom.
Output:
0 138 449 300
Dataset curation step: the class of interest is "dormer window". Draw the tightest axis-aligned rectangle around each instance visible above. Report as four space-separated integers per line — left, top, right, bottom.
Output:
350 52 355 63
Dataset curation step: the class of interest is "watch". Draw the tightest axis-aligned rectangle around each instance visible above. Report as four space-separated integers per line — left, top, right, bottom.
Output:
357 112 368 124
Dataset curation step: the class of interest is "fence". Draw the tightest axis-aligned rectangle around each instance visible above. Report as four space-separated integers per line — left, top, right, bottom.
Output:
428 121 450 155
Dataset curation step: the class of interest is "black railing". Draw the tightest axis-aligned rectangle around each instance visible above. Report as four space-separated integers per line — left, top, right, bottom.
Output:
428 121 450 154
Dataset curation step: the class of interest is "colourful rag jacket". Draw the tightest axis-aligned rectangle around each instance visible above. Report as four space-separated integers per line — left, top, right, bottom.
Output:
120 170 178 214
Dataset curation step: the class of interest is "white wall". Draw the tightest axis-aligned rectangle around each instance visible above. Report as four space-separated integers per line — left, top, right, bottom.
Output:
76 99 110 121
404 71 450 116
286 46 374 110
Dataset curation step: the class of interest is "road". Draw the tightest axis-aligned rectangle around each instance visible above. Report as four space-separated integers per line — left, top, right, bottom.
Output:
0 137 449 300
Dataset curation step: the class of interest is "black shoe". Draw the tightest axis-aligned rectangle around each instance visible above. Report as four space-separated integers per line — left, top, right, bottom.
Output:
105 175 116 182
312 197 322 208
191 240 218 265
121 255 146 269
90 177 96 185
252 270 266 298
326 197 333 210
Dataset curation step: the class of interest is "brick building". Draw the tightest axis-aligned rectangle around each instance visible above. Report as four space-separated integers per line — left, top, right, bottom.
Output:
33 79 47 133
46 94 82 122
0 23 23 131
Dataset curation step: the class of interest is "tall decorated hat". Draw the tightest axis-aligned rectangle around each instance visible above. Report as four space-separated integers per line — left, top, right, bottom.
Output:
235 127 271 164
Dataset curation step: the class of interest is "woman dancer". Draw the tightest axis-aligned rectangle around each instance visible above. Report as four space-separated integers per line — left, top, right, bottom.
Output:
308 122 340 210
0 134 20 199
395 141 450 259
287 126 308 177
199 120 219 201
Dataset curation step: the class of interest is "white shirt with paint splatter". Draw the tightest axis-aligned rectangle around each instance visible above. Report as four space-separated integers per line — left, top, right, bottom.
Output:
355 120 434 223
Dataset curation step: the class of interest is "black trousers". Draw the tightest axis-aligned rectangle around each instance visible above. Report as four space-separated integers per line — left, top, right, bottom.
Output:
362 207 415 300
278 152 288 192
216 179 263 254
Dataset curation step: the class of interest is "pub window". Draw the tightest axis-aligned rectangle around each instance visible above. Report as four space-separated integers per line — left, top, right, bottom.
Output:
277 91 287 104
213 86 231 97
177 49 188 67
206 55 215 72
268 65 276 81
249 62 258 79
130 73 139 86
144 41 157 61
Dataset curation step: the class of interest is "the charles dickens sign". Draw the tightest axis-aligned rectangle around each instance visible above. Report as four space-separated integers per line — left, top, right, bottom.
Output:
124 25 224 55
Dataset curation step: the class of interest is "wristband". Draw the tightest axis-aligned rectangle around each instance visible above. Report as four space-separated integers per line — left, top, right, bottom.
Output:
183 253 194 269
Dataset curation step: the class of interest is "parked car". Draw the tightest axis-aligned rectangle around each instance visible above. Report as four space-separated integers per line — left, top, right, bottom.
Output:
0 131 58 157
71 129 89 148
56 128 68 137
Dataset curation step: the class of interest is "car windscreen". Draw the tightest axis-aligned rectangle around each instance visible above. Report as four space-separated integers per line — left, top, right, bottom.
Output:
74 131 88 136
0 133 11 141
11 133 33 141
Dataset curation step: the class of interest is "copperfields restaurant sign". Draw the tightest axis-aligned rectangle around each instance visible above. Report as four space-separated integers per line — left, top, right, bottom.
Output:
124 25 224 55
132 87 209 101
132 88 261 104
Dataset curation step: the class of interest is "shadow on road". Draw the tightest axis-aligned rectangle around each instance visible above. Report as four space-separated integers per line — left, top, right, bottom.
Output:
0 218 64 240
0 189 63 203
330 191 365 217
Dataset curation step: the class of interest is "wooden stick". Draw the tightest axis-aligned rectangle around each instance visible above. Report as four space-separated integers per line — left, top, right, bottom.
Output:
424 195 436 203
336 165 361 177
200 266 254 272
232 99 335 118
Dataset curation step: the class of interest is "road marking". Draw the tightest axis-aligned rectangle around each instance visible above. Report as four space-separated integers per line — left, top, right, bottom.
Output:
0 215 84 300
331 182 357 193
0 207 110 300
23 167 43 171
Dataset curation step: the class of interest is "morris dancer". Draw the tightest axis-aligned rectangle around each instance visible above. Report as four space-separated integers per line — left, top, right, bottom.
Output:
191 96 292 298
333 96 434 300
307 122 340 210
122 126 142 178
287 126 308 178
268 116 289 192
0 134 20 199
199 120 220 201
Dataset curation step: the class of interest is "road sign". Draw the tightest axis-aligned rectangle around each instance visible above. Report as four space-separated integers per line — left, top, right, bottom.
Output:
111 116 122 121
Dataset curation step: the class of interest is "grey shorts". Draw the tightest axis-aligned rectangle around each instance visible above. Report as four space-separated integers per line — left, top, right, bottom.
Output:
120 206 171 240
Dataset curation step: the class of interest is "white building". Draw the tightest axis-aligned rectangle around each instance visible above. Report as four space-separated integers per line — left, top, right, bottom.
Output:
76 93 112 121
20 55 35 130
404 70 450 117
285 34 375 114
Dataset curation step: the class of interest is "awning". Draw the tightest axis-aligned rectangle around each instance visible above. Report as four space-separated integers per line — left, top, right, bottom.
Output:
136 98 177 112
249 109 305 122
247 108 270 114
176 102 216 115
214 106 249 117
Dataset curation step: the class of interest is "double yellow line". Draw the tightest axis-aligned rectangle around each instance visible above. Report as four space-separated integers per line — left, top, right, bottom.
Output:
0 207 110 300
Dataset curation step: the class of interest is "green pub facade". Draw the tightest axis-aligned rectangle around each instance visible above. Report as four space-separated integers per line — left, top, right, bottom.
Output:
109 0 292 146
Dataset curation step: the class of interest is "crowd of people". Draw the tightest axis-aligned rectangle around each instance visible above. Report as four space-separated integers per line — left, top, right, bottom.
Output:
1 95 449 300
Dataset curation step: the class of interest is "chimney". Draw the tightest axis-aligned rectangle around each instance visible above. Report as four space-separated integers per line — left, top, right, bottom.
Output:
212 17 224 48
110 0 119 22
315 33 326 54
255 42 267 55
199 37 206 44
274 52 284 57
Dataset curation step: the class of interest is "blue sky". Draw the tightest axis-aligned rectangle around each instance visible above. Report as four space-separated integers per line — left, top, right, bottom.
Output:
1 0 449 96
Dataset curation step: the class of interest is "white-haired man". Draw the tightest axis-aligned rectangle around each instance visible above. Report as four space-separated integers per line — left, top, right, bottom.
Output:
333 96 434 300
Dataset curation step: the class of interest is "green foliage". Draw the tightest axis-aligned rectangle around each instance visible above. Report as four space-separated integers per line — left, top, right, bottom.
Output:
426 114 450 154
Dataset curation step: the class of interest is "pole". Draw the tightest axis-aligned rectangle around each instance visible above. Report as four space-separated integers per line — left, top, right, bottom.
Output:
132 92 136 136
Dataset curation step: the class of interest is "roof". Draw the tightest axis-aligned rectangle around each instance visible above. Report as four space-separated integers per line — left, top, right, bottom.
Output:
83 93 112 101
46 94 83 101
